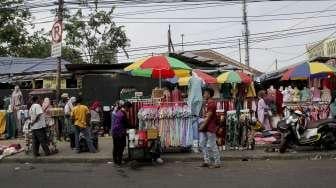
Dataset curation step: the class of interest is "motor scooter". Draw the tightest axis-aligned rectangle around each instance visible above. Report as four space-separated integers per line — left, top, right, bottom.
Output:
277 109 336 153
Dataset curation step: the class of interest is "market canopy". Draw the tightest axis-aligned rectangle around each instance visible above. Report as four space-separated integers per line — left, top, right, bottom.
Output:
178 69 217 86
217 71 252 84
281 62 336 80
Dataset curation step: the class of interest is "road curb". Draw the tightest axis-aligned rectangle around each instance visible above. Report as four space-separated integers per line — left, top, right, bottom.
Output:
2 152 336 163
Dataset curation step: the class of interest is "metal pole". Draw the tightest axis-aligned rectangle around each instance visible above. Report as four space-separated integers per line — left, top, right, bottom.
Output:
275 58 278 70
238 39 242 64
168 25 171 53
181 34 184 51
242 0 250 67
56 0 64 102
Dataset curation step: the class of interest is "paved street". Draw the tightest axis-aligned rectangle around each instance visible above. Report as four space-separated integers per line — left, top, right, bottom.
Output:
1 160 336 188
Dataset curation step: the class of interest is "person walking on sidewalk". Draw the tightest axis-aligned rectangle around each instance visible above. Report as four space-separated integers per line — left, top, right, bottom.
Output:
111 101 132 166
71 96 97 153
29 96 51 157
199 87 221 168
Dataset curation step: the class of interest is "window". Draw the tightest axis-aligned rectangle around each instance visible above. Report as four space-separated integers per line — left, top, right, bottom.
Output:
66 78 77 88
35 80 43 89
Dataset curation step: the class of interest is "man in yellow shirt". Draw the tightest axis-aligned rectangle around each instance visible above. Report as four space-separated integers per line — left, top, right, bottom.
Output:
71 96 97 153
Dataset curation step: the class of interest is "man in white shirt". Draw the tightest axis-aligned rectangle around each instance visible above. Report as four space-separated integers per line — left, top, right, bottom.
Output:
29 96 50 157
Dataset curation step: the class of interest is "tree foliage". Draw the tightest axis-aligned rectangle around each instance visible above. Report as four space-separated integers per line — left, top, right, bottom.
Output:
64 5 129 64
0 0 30 56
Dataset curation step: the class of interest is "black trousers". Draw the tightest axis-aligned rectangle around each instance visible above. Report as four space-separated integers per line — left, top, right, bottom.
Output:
113 135 126 165
32 128 50 156
69 133 75 149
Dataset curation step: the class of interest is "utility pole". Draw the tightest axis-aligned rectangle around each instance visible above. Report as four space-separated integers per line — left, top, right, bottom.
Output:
168 25 174 53
168 25 172 53
181 34 185 51
275 58 278 70
238 39 242 64
242 0 250 67
56 0 63 102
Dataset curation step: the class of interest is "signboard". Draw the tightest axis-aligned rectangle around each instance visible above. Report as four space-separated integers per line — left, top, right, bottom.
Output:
51 20 63 58
51 42 62 58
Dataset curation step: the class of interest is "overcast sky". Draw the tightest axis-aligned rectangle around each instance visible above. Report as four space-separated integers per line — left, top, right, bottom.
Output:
32 0 336 72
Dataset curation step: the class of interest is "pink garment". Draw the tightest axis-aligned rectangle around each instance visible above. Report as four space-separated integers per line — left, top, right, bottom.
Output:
311 88 321 101
257 98 271 131
171 89 182 102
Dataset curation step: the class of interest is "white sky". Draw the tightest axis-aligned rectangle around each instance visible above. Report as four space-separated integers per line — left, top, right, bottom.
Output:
31 0 336 72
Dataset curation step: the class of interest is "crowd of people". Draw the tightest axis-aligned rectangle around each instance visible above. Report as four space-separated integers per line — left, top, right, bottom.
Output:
26 94 134 167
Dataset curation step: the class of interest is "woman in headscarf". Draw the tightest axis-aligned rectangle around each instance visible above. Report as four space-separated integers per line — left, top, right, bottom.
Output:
64 97 76 149
42 98 57 153
90 100 103 136
257 90 271 131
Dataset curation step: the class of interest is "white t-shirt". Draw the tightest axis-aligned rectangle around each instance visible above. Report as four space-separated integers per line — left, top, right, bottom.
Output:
29 103 46 130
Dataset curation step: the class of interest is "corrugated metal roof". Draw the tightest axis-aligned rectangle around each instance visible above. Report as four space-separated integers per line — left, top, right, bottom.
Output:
0 57 70 75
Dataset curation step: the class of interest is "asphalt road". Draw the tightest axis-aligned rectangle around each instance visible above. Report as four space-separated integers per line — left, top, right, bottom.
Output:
1 160 336 188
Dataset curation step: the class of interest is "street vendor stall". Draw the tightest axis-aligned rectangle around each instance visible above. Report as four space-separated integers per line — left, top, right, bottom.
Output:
279 62 336 124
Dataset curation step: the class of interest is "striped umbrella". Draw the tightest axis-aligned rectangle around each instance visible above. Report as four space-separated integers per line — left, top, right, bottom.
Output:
281 62 336 80
217 71 252 84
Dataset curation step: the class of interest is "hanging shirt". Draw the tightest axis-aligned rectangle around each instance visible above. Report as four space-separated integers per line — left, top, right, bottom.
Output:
187 75 203 116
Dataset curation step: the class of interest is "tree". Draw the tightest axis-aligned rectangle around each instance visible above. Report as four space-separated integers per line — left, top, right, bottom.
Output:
64 4 129 64
0 0 30 56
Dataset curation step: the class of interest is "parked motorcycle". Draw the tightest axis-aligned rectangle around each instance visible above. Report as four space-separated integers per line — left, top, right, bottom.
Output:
277 109 336 153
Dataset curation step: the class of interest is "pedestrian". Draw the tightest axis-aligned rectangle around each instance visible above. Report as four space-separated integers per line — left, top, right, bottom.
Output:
29 96 51 157
257 90 272 131
71 96 97 153
58 93 69 140
42 98 57 153
199 87 220 168
90 100 103 135
111 101 132 166
64 97 76 149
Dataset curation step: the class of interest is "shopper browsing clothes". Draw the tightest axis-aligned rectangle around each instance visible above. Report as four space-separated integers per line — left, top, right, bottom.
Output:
64 97 76 149
111 101 132 166
199 87 221 168
90 100 103 135
29 96 51 157
71 96 97 153
257 90 272 131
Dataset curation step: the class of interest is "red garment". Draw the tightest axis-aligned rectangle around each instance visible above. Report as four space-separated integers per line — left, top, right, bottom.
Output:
322 78 331 89
171 89 182 102
276 90 283 115
204 99 218 133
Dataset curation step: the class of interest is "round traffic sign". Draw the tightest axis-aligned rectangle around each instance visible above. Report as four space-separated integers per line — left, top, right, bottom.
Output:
52 21 63 43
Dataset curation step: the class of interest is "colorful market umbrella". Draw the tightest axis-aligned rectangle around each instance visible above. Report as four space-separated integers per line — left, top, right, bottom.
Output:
281 62 336 80
178 69 217 86
124 55 191 87
217 71 252 84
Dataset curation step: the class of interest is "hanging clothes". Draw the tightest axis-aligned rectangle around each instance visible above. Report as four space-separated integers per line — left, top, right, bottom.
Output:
172 88 182 102
246 83 256 98
221 84 232 99
275 89 283 115
0 111 6 135
187 75 203 116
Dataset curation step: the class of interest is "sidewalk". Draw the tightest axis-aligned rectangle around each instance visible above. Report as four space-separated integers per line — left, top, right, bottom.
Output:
1 137 336 163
